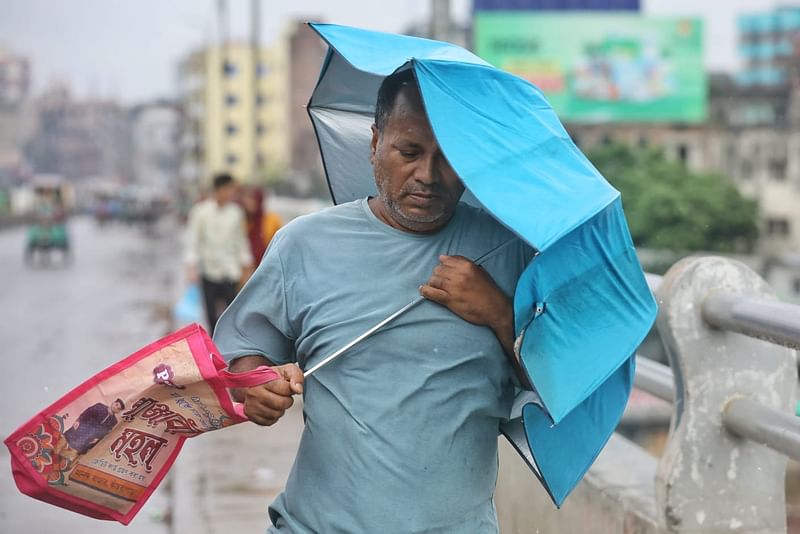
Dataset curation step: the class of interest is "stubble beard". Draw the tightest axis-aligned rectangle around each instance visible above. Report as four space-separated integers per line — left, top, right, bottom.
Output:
375 172 453 232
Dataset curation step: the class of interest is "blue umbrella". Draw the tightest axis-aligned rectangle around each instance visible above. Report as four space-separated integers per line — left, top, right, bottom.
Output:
306 23 657 507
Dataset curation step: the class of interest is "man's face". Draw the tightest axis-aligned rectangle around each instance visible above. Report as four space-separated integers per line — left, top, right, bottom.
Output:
370 90 464 234
215 183 237 205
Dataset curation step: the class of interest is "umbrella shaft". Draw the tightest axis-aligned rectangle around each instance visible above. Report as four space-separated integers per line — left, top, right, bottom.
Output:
302 239 517 377
303 296 424 377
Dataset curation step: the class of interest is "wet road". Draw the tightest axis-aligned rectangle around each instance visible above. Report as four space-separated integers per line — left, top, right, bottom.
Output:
0 216 178 534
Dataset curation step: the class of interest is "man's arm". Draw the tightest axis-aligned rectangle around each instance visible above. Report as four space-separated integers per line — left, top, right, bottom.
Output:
420 255 532 389
227 355 304 426
215 228 301 425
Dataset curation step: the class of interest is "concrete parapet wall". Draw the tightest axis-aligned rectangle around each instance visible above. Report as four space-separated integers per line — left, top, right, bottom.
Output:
496 433 663 534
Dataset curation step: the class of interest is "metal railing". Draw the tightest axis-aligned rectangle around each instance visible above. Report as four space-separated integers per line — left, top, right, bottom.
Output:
634 354 800 462
630 257 800 533
722 397 800 462
633 355 673 403
496 257 800 533
703 291 800 351
635 269 800 462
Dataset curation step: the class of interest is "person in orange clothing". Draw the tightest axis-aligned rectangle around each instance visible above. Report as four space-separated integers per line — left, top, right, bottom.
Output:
241 187 283 264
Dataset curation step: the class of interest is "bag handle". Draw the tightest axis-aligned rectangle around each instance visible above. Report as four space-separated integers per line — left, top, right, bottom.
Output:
217 366 281 389
217 366 283 421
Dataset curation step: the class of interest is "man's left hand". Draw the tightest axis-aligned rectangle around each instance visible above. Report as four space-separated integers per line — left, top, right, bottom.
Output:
420 255 531 389
420 255 512 334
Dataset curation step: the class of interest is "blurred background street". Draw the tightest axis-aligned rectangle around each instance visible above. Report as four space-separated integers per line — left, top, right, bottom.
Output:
0 216 178 533
1 0 800 532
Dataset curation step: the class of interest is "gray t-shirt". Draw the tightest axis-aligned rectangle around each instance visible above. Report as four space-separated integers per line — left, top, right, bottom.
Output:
214 198 533 533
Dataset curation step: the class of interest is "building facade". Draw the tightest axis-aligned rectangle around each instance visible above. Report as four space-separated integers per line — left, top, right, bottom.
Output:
131 100 180 192
566 75 800 255
737 6 800 87
287 20 327 195
0 49 33 187
24 84 133 182
177 41 289 188
0 49 30 105
557 6 800 255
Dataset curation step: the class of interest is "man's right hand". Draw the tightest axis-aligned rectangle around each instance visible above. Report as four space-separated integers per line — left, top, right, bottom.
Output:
231 361 304 426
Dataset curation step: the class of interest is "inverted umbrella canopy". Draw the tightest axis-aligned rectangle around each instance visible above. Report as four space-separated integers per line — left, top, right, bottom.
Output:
307 23 657 506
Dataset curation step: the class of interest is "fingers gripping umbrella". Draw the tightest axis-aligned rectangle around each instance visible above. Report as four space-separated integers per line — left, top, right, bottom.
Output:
306 23 657 507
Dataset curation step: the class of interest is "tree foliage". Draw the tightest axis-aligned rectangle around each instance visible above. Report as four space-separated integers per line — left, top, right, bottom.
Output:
586 143 758 253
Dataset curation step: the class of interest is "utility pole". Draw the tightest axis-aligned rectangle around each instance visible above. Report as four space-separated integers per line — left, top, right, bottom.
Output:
217 0 229 169
430 0 451 41
250 0 261 183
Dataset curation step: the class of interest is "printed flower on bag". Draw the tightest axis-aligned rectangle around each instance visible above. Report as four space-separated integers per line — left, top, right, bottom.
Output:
17 435 41 458
16 414 73 484
30 448 53 473
45 455 72 485
44 415 64 435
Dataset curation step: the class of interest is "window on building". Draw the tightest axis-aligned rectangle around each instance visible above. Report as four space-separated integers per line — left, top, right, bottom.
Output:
256 93 267 107
226 153 238 165
223 61 237 77
793 278 800 295
256 122 266 136
256 152 266 166
676 144 689 165
225 94 238 106
768 159 787 181
637 135 648 148
740 160 753 179
226 123 238 136
257 63 270 78
766 218 790 236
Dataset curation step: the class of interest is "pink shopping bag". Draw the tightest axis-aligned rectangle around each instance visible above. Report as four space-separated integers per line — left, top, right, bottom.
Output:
4 323 279 525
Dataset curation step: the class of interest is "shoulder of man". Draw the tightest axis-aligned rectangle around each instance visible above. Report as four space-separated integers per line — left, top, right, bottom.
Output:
270 200 361 243
190 198 214 216
82 403 106 417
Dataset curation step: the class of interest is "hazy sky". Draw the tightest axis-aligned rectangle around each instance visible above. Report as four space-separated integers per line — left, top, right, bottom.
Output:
0 0 784 103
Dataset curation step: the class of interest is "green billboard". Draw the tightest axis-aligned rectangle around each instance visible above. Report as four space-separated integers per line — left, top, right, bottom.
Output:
474 13 706 122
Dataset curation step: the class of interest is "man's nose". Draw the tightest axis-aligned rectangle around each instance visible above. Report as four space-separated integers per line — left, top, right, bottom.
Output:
414 153 440 185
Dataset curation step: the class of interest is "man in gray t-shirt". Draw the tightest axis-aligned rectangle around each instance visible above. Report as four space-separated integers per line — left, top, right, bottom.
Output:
214 69 533 533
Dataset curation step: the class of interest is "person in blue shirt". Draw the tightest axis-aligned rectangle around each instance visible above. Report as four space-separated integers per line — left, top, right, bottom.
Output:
214 68 533 533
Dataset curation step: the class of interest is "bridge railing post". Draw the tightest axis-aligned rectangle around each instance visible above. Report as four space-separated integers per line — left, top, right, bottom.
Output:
654 256 797 533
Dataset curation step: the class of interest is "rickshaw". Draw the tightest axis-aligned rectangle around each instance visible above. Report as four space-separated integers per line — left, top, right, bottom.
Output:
25 176 71 265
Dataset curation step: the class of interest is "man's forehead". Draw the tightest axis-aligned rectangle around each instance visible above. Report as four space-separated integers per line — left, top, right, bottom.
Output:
386 91 434 133
390 85 425 117
389 119 437 146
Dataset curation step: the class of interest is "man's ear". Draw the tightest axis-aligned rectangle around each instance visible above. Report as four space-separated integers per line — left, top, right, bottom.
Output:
370 124 379 165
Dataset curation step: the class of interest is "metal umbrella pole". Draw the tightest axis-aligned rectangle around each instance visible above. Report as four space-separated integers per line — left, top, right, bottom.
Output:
303 238 521 377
